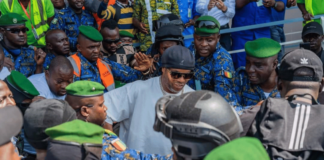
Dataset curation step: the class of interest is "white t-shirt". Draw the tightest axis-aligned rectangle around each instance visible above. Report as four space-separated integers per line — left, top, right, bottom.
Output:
28 73 66 100
104 76 194 155
0 67 10 80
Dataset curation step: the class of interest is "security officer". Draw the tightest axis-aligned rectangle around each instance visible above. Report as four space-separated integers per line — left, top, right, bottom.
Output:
154 90 243 160
3 70 40 159
234 38 281 113
187 16 239 109
67 25 151 91
241 49 324 159
146 24 184 77
0 13 47 77
64 81 173 160
43 29 71 70
50 0 97 52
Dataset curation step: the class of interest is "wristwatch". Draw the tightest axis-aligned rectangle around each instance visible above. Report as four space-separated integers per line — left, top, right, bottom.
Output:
273 1 278 8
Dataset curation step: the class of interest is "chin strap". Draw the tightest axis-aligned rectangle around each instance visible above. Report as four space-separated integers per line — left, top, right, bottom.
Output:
287 93 319 105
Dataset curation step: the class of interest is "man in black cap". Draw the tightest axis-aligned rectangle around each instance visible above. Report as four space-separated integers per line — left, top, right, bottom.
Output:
146 24 185 77
0 106 22 160
104 45 195 155
301 22 324 69
23 99 77 160
241 49 324 159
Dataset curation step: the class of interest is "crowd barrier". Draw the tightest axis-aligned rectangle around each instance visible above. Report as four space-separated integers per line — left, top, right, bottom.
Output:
133 11 324 54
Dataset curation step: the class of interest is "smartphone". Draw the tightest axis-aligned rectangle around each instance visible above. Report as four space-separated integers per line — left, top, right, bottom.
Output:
300 42 311 50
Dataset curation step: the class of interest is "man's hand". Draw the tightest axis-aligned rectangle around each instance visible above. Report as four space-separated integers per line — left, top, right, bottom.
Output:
263 0 275 8
4 57 14 71
215 0 227 12
34 48 46 66
134 52 152 72
208 0 216 10
138 22 148 34
289 0 296 6
184 19 195 28
303 12 314 21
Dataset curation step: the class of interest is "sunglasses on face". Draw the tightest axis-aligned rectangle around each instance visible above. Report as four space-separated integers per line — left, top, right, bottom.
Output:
5 27 29 34
168 69 194 79
194 21 219 29
103 39 120 44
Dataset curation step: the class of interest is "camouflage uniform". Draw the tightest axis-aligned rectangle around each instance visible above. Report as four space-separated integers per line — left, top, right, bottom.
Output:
72 52 143 84
187 43 240 109
133 0 180 52
233 66 280 113
50 7 97 52
3 46 37 77
102 130 173 160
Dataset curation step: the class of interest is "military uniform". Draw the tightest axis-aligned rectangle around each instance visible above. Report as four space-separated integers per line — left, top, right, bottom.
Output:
65 81 173 160
50 7 97 52
233 38 282 113
187 43 239 108
2 46 37 77
234 66 280 111
0 13 38 77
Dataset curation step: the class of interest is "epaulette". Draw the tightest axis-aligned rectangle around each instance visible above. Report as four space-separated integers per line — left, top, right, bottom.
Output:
105 129 127 151
58 11 64 15
104 129 117 136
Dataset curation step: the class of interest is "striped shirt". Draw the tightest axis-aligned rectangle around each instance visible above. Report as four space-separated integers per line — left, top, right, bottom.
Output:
98 1 135 35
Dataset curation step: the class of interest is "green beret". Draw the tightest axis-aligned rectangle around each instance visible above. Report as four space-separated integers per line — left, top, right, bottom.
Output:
204 137 270 160
78 25 103 42
245 38 281 58
66 81 105 97
45 119 104 145
119 30 134 38
6 71 39 97
194 16 220 36
0 13 27 26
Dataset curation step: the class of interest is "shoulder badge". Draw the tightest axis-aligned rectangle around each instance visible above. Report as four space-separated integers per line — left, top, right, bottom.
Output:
52 18 58 24
104 129 117 136
111 138 127 151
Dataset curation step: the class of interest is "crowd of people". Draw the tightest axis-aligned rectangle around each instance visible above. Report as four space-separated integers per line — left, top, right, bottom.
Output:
0 0 324 159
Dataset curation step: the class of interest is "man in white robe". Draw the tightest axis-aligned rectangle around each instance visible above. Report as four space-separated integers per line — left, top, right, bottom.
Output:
104 45 195 155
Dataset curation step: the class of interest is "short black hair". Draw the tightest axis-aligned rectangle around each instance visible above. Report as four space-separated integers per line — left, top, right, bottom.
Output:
101 19 118 30
48 56 73 73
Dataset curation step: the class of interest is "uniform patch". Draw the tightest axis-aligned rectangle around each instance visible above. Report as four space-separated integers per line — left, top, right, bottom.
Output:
111 138 126 151
224 71 232 78
52 18 58 24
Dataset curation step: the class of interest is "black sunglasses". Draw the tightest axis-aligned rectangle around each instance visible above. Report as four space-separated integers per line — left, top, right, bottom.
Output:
168 69 194 79
194 21 219 29
5 27 29 34
103 38 120 44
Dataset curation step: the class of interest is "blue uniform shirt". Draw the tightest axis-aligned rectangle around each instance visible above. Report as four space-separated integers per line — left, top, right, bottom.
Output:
3 47 37 77
231 3 272 69
101 130 172 160
177 0 200 47
187 43 239 108
50 7 97 52
233 66 281 113
271 0 286 27
72 52 143 84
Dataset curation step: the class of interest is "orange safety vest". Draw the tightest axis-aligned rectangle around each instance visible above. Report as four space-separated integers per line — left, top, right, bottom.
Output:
67 54 115 91
82 0 116 30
